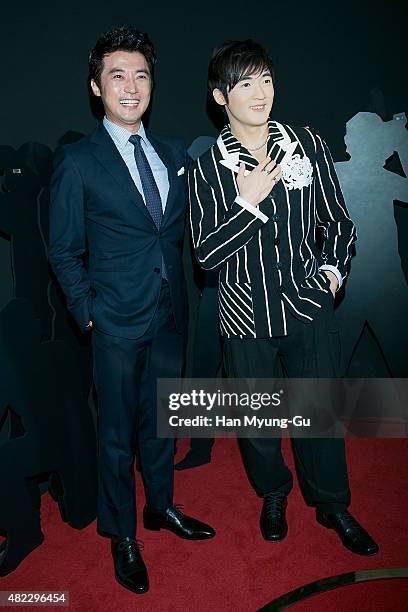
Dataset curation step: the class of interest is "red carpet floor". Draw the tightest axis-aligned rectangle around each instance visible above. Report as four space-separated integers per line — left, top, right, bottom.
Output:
1 438 408 611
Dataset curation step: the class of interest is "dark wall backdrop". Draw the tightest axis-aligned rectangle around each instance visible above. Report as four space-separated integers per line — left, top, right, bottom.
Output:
0 0 407 574
1 0 407 156
0 0 407 362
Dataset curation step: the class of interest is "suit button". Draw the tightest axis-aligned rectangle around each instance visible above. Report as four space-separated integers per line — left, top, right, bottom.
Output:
280 285 286 293
153 267 161 274
272 214 279 222
274 237 280 246
276 262 282 270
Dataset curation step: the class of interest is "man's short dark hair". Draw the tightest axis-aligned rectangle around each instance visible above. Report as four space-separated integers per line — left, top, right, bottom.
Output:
208 39 275 103
89 25 156 89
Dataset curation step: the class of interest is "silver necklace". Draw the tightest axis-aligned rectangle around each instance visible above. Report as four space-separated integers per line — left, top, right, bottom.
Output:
245 137 269 152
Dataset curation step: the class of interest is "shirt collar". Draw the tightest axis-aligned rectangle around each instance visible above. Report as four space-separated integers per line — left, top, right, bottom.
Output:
103 117 148 151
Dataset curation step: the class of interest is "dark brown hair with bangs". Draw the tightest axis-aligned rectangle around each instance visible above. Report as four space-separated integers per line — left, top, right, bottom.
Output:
89 24 156 90
208 39 275 104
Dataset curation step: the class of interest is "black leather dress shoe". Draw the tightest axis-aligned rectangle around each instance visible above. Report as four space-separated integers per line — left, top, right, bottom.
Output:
174 449 212 470
316 510 379 556
143 505 215 540
260 492 288 542
111 537 149 594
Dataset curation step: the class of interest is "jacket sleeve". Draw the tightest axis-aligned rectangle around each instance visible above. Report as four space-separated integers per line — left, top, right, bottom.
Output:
188 156 268 271
311 129 357 283
48 147 91 331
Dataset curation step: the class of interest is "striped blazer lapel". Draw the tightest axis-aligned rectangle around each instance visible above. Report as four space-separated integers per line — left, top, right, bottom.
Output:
216 120 297 175
217 133 242 174
217 120 314 193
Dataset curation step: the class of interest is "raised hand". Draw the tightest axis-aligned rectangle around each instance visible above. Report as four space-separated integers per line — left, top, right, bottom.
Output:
236 157 282 207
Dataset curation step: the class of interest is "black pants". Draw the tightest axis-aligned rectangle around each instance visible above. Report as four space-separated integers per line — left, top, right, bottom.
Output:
223 293 351 513
92 282 184 538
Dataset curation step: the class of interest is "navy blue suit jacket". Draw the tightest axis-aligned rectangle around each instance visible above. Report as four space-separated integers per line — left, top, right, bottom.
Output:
49 123 188 339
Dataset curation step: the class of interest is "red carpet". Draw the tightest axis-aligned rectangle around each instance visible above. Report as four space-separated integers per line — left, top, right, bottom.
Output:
1 438 408 610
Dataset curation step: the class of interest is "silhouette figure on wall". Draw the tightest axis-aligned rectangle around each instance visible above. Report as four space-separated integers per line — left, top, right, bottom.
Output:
0 144 54 340
0 136 92 397
0 299 97 576
176 136 221 471
335 112 408 377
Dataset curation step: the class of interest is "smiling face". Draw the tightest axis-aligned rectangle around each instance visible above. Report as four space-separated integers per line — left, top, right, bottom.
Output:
91 50 152 133
213 70 274 131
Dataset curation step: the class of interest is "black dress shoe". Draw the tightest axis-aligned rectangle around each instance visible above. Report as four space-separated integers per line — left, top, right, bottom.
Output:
174 449 212 470
316 510 379 556
111 537 149 594
260 492 288 542
143 505 215 540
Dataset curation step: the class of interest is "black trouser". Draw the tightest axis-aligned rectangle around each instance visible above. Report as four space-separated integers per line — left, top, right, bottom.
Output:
223 293 351 514
92 281 184 538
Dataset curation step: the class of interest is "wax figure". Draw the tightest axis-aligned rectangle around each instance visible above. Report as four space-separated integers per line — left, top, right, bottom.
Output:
189 39 378 556
49 25 214 595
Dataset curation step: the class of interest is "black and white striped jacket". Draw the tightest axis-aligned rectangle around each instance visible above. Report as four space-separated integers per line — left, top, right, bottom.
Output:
189 120 356 338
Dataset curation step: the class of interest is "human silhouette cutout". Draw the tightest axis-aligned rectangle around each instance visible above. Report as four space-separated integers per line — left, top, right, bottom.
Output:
335 112 408 376
0 144 54 340
0 299 97 576
0 136 92 397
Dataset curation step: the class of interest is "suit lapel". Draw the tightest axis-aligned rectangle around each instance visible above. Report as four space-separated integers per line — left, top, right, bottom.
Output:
217 120 297 174
90 123 154 225
216 121 298 208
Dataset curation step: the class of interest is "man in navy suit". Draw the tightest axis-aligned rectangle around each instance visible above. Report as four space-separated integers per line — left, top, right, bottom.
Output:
49 25 214 595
